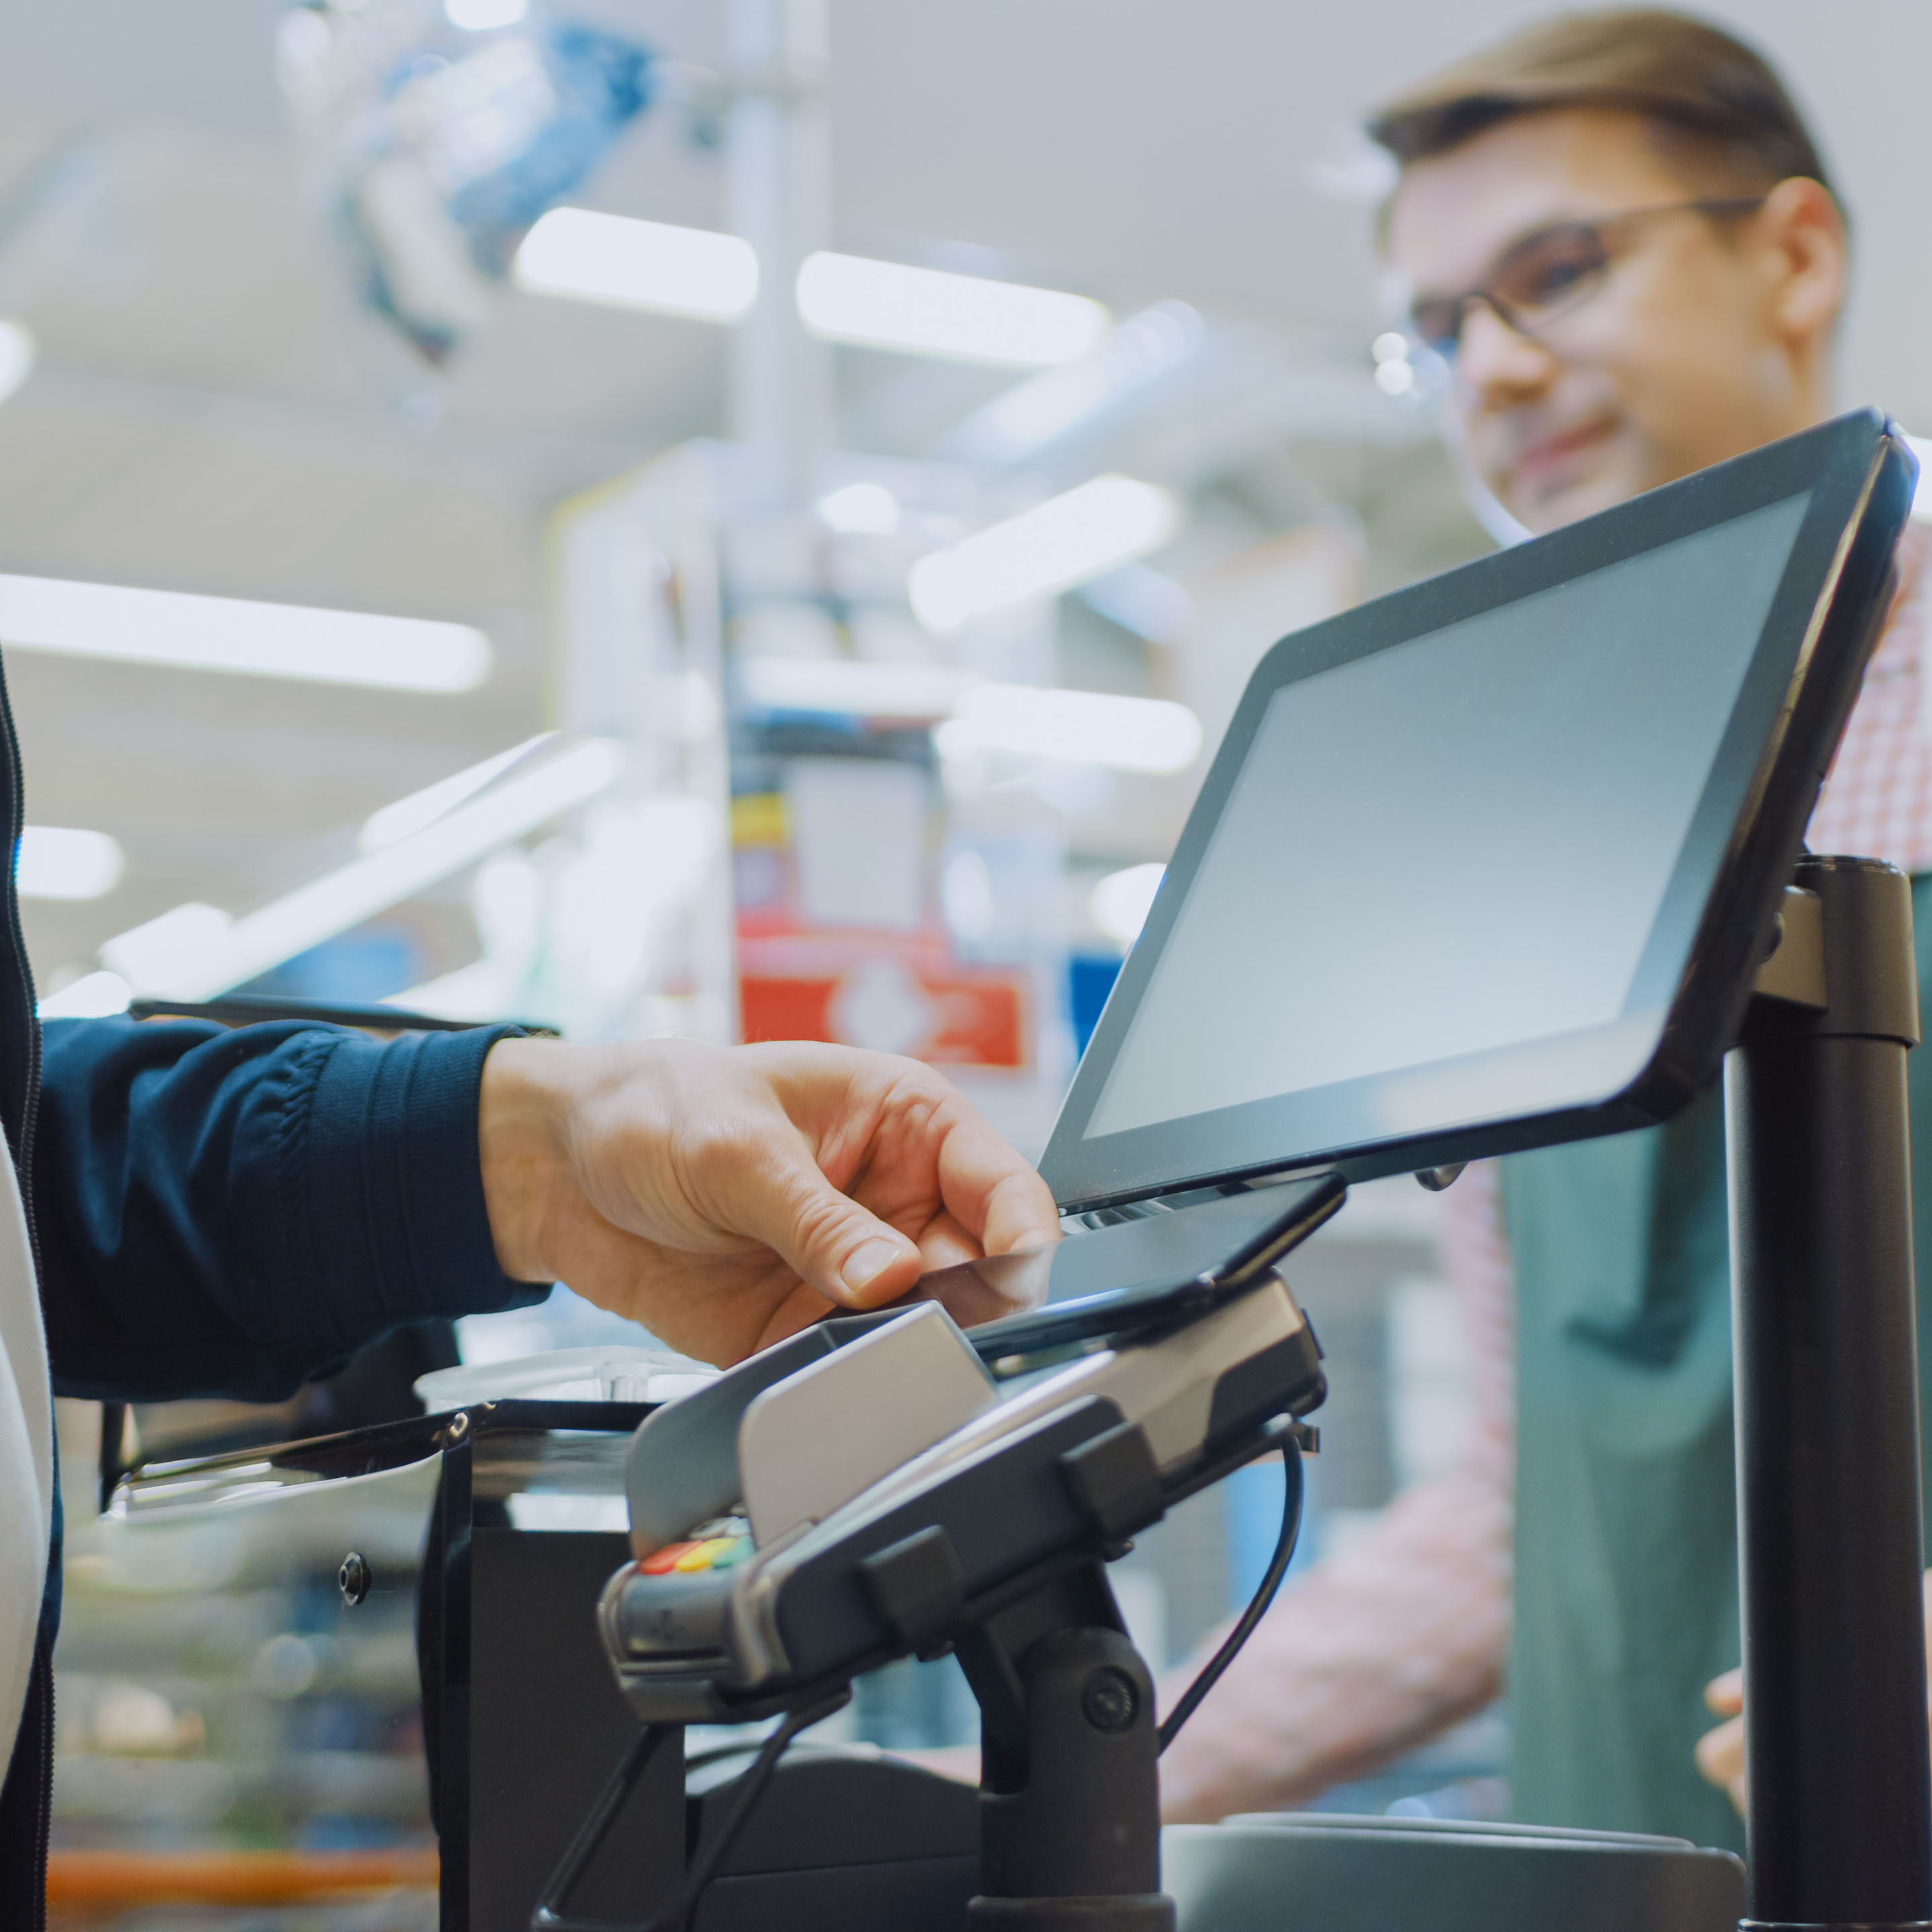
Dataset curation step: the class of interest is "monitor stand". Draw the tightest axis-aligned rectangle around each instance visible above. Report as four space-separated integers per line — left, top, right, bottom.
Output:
1727 853 1932 1930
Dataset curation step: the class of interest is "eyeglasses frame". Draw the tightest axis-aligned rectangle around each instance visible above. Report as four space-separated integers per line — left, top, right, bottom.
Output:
1403 195 1771 364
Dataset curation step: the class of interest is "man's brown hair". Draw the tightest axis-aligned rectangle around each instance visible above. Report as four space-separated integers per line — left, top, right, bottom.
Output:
1366 9 1840 210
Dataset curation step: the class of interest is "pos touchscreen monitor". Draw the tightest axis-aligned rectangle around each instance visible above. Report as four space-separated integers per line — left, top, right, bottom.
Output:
1040 411 1917 1213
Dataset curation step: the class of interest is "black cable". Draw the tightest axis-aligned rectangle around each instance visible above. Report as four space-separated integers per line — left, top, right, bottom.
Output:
529 1690 847 1932
665 1688 850 1932
1157 1439 1303 1755
531 1724 674 1931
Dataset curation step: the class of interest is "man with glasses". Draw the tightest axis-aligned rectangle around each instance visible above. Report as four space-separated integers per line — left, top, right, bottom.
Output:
1160 8 1931 1847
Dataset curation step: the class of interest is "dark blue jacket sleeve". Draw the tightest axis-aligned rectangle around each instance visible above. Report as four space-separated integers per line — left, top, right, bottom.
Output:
32 1015 546 1403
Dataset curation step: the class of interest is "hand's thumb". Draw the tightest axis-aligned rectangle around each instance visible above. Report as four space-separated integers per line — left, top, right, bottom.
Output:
761 1161 922 1306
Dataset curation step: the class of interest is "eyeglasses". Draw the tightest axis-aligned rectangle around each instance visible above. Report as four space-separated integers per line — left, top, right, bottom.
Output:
1403 197 1768 362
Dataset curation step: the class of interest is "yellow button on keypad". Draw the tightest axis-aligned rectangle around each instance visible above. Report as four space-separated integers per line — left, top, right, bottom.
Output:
674 1537 740 1574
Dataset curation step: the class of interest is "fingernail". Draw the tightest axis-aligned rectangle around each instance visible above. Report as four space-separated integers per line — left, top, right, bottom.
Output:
841 1238 903 1293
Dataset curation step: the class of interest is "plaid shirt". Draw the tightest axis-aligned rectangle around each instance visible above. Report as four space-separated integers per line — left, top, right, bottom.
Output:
1158 523 1932 1823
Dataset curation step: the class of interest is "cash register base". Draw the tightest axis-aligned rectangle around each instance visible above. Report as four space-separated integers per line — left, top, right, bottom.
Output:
87 1396 1744 1932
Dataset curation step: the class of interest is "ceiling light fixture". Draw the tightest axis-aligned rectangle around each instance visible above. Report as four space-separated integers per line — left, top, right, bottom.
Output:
38 971 133 1021
937 687 1201 775
101 739 624 1000
515 208 759 321
908 475 1181 633
361 732 556 851
816 481 900 535
16 826 125 902
445 0 529 27
735 657 1202 774
737 658 971 719
796 252 1108 368
0 574 490 691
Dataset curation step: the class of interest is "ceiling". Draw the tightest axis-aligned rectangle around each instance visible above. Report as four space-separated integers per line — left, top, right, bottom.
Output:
0 0 1921 994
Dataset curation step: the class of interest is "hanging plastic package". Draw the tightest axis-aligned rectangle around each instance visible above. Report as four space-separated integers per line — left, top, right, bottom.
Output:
276 0 655 368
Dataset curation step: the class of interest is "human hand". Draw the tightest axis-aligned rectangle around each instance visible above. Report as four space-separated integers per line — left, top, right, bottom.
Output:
1694 1668 1746 1817
477 1036 1061 1365
1695 1570 1932 1816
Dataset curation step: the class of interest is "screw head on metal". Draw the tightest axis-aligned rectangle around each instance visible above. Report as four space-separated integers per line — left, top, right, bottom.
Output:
339 1551 372 1607
1081 1667 1138 1734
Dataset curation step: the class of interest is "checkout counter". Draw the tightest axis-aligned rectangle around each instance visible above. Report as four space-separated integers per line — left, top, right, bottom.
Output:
62 1377 1745 1932
49 412 1932 1929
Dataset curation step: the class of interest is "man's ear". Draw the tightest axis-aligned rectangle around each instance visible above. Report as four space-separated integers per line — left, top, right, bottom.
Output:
1758 175 1847 352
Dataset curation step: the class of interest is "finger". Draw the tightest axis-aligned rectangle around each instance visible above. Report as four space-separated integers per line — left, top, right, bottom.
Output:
1695 1714 1745 1792
979 1169 1065 1255
761 1048 1060 1258
1703 1667 1743 1715
912 1208 983 1273
932 1106 1061 1254
724 1135 924 1308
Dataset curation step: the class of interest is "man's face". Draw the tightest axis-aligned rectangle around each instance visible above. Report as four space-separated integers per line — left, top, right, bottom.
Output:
1386 108 1823 533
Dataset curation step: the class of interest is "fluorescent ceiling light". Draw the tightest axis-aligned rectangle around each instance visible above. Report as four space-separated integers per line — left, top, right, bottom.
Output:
736 657 1201 773
101 739 623 1000
797 252 1108 368
38 971 132 1020
445 0 527 26
738 657 971 719
909 476 1181 633
0 574 490 691
946 303 1203 464
515 208 759 321
937 686 1201 775
17 826 124 901
362 732 555 851
816 482 900 535
0 322 34 411
101 903 232 1003
1091 863 1166 945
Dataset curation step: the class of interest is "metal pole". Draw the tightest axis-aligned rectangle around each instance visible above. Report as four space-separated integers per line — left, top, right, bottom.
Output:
726 0 833 508
1726 853 1932 1929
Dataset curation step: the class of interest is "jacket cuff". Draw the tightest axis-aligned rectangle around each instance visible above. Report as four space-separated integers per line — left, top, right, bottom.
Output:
292 1024 547 1352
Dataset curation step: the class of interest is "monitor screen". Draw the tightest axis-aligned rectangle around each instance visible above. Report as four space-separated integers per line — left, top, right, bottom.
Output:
1042 415 1915 1210
1084 492 1810 1144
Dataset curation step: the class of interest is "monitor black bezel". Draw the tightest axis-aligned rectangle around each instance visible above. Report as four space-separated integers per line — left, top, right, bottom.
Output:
1042 411 1916 1213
